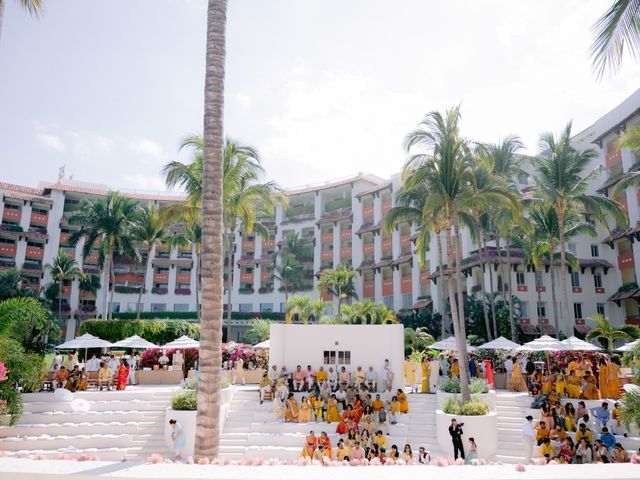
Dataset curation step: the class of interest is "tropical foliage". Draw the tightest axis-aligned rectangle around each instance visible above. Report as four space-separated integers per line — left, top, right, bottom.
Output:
586 313 640 353
79 319 200 344
317 263 358 319
242 317 271 344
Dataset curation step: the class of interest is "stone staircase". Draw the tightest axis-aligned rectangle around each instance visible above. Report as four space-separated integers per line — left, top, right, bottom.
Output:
495 391 529 464
0 386 174 461
219 388 442 459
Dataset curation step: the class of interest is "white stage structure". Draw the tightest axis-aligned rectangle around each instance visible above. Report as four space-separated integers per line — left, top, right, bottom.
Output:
269 324 404 390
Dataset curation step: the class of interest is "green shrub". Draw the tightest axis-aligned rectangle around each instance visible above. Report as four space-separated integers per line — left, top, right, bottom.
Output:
442 398 490 416
0 337 46 393
440 378 461 394
470 378 490 394
171 390 197 411
442 398 462 415
182 378 197 390
79 319 201 344
110 311 285 321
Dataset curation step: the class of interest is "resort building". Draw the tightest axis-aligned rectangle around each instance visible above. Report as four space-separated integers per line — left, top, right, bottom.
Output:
1 89 639 342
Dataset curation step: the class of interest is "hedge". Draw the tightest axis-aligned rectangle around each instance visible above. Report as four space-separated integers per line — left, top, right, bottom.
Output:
79 319 201 344
111 311 286 321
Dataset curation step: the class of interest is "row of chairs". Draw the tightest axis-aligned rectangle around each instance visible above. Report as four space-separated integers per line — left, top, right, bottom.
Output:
42 371 100 392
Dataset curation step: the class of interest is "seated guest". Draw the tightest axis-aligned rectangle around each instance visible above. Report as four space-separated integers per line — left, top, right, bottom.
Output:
335 439 348 460
366 366 377 392
397 388 409 414
305 365 316 391
612 443 630 463
354 366 366 389
563 402 577 431
76 367 89 391
599 426 616 450
346 385 356 405
611 402 622 435
327 367 338 391
313 444 326 461
418 446 430 464
591 402 610 431
389 396 400 425
575 424 593 446
351 441 366 460
86 354 100 372
538 437 554 459
54 366 69 390
301 430 317 458
557 437 575 463
313 394 325 422
327 394 341 422
280 366 291 389
285 392 299 422
376 406 388 434
98 362 112 391
259 371 271 404
320 381 331 403
336 404 355 435
66 366 80 392
158 351 169 369
372 394 384 413
576 438 592 463
593 439 610 463
316 366 327 387
339 367 350 389
63 354 75 372
536 421 549 446
268 365 279 388
335 386 347 410
292 365 305 392
583 373 601 400
318 431 332 457
373 430 387 450
382 385 394 408
550 424 567 449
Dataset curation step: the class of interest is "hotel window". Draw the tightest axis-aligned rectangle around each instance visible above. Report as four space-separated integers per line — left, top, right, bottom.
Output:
260 303 274 313
383 295 394 310
570 272 580 288
537 302 546 318
402 293 413 309
591 244 600 257
151 303 166 313
594 273 603 289
238 303 253 312
516 272 526 285
520 301 528 318
323 350 351 365
535 271 543 287
174 303 189 312
596 303 605 316
573 303 583 320
126 302 138 313
112 302 121 313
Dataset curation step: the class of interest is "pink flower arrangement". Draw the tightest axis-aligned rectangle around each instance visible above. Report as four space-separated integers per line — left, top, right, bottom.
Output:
186 456 194 464
0 362 9 381
631 453 640 464
146 453 164 464
435 456 449 467
196 457 210 465
515 464 526 472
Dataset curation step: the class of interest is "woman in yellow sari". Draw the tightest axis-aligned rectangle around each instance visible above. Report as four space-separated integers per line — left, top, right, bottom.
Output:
541 371 554 395
566 370 582 398
326 394 340 422
508 361 527 392
555 373 567 397
299 396 312 423
450 359 460 379
76 367 89 391
421 358 429 393
583 374 600 400
397 389 409 413
599 358 621 399
563 402 576 432
285 393 299 422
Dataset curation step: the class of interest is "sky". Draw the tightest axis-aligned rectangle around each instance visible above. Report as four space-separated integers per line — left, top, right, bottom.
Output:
0 0 639 193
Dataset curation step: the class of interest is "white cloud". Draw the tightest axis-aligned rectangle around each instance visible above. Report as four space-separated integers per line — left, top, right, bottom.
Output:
34 133 65 153
235 93 252 110
122 173 166 191
129 138 167 159
68 130 115 158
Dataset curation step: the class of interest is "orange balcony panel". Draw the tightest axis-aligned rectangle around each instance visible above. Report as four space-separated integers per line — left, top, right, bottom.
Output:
595 287 605 294
401 275 412 294
153 273 169 283
260 272 272 282
382 279 394 296
321 250 333 261
80 290 96 299
363 281 375 298
420 271 429 284
572 287 582 293
363 206 374 219
400 234 411 246
25 247 44 259
2 209 21 222
382 238 393 251
536 286 546 292
381 200 392 213
363 243 375 254
176 273 191 283
340 247 352 258
321 233 333 243
605 143 621 168
0 244 17 256
242 240 255 251
517 285 528 292
61 247 75 257
262 239 276 249
84 253 99 265
115 273 143 283
321 290 333 301
240 272 254 283
61 285 72 296
618 251 635 269
30 212 48 225
626 317 640 326
59 233 72 246
340 229 352 240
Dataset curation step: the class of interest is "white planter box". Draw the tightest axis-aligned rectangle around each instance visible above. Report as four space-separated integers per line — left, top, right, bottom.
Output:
435 409 497 459
436 390 497 411
164 386 235 459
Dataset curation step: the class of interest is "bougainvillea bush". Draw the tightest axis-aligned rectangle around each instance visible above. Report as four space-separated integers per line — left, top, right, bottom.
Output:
139 348 199 371
0 361 22 426
222 342 268 370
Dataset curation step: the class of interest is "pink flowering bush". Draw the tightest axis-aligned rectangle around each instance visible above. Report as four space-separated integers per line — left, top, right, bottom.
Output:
515 464 526 472
0 363 8 382
222 342 268 370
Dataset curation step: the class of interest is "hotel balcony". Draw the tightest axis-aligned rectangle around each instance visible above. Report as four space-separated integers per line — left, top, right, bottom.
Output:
61 285 72 296
363 243 375 255
400 234 411 246
363 281 375 298
382 279 394 296
381 200 392 213
618 251 635 269
420 271 429 284
176 273 191 284
340 247 352 259
340 229 352 240
84 253 99 265
401 275 412 294
25 246 44 260
260 271 272 282
362 206 374 221
262 239 276 249
321 250 333 261
30 212 48 226
321 232 333 243
0 244 17 257
115 273 143 283
240 272 254 283
241 240 255 252
2 208 21 222
59 232 73 246
382 237 393 252
153 273 169 283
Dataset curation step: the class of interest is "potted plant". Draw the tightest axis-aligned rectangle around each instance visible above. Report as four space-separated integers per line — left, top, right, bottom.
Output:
436 378 496 411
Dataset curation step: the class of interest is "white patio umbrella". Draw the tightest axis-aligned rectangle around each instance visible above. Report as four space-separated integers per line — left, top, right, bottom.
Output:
516 334 565 352
56 333 113 364
478 336 520 350
560 336 602 352
254 339 270 349
617 339 640 352
161 335 200 349
429 336 476 352
111 335 158 349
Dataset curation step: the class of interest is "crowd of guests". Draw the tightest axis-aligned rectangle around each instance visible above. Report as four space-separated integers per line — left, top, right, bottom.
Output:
506 354 622 400
49 350 137 392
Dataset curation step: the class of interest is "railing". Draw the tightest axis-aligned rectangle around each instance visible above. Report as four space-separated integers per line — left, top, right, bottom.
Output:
30 212 48 225
25 247 44 259
241 240 255 251
2 209 21 222
262 239 276 249
401 275 412 293
175 288 191 295
153 273 169 283
363 206 374 219
321 232 333 243
321 250 333 261
0 244 17 256
240 272 254 283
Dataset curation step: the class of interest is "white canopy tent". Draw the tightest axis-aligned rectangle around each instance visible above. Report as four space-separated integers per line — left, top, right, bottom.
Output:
56 333 113 364
477 336 520 350
111 335 158 349
429 336 476 352
560 336 602 352
516 335 565 352
254 339 270 349
161 335 200 349
617 339 640 352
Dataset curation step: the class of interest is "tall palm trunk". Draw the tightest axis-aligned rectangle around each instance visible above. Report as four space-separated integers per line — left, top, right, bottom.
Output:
548 238 560 339
436 229 447 338
478 232 493 340
505 235 516 341
485 232 498 337
495 236 504 337
136 248 151 320
453 230 465 326
225 232 234 324
58 279 63 325
195 0 227 460
535 267 543 334
558 208 571 335
102 252 112 320
0 0 5 42
446 225 470 402
195 248 201 320
108 258 115 320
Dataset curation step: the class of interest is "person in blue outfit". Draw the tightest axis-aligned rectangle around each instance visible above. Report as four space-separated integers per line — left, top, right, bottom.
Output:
590 402 610 430
599 426 616 450
469 356 477 378
169 419 186 461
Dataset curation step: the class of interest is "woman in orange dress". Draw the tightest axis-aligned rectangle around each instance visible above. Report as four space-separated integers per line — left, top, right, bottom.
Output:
483 359 494 389
115 359 130 391
318 431 332 458
508 361 527 392
352 395 363 423
285 393 299 422
336 405 355 435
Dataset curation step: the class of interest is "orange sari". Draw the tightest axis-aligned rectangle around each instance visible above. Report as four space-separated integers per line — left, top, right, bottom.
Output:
115 365 130 390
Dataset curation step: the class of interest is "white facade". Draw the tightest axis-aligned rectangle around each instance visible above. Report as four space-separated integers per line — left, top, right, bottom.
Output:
268 324 404 390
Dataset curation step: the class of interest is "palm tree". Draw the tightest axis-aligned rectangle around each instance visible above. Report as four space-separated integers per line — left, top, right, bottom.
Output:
131 203 168 319
286 295 313 323
274 253 303 305
46 250 82 323
611 125 640 193
317 263 359 320
194 0 228 460
243 317 271 344
403 106 518 402
533 123 626 335
171 220 202 319
586 313 640 353
0 268 22 300
68 192 141 320
590 0 640 78
0 0 44 42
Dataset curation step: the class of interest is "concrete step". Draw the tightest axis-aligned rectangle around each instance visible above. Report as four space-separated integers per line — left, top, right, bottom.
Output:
3 446 170 461
16 410 165 424
495 453 524 464
0 433 166 450
23 399 170 413
0 421 162 437
21 389 176 403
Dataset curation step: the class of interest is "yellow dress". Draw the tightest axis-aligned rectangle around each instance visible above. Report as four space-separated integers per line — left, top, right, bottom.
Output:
335 446 348 460
421 362 429 393
604 362 621 399
567 361 579 376
508 363 527 392
564 413 575 432
390 400 400 416
541 374 554 395
299 399 312 423
316 369 328 384
450 362 460 378
314 399 325 421
583 377 601 400
555 376 567 397
285 398 299 422
326 398 340 423
398 391 409 413
301 444 314 458
566 375 582 398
